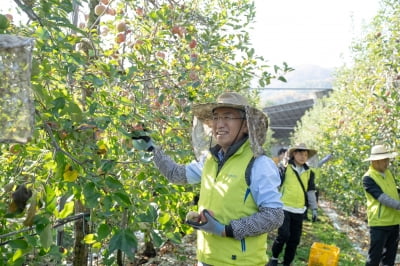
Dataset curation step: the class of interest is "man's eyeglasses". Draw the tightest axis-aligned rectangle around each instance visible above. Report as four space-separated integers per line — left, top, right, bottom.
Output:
211 116 245 123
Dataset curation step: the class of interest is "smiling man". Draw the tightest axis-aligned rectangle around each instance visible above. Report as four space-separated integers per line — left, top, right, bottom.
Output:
145 92 283 265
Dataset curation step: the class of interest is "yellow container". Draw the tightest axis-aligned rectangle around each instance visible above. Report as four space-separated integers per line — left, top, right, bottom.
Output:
308 242 340 266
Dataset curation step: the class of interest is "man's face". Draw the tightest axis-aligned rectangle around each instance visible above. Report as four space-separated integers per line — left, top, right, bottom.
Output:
212 107 247 152
372 158 390 173
293 150 309 165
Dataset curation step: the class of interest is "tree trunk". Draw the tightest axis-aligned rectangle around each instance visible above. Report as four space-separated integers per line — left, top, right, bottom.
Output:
117 209 129 265
73 200 89 266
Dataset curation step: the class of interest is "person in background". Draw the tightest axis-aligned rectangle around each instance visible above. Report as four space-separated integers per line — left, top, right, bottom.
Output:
267 143 318 266
135 92 284 265
273 148 288 167
362 144 400 266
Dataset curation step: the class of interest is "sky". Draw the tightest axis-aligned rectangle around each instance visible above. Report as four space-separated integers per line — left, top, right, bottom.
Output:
1 0 381 68
250 0 381 68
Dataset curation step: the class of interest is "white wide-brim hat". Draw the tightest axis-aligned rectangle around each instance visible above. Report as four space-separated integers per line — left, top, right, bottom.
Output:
191 92 268 158
363 145 398 161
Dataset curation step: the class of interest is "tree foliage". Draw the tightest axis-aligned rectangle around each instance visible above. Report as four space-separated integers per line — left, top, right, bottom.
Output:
292 0 400 215
0 0 290 264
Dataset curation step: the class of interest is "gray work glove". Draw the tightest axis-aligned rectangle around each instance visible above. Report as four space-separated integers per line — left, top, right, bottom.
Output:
186 210 225 236
131 135 154 152
312 209 318 222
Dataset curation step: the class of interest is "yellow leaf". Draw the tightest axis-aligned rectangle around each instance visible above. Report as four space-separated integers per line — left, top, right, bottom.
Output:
58 201 74 219
97 143 107 155
12 249 24 262
98 143 107 150
92 242 102 249
63 164 79 182
84 233 97 244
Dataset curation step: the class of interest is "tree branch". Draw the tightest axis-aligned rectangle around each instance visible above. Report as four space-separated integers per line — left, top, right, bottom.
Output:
13 0 42 24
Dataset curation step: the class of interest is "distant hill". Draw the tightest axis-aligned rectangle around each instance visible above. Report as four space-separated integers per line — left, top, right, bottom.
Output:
268 64 333 88
259 64 334 106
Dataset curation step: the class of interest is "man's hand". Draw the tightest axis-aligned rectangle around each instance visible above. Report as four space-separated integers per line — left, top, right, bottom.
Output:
131 135 154 152
186 209 225 236
312 209 318 222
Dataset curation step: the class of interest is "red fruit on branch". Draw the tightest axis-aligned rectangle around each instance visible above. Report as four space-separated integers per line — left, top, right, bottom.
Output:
136 7 144 17
116 32 126 44
171 25 185 38
94 4 106 16
116 21 126 32
171 25 180 34
106 7 116 16
156 51 166 59
189 39 197 49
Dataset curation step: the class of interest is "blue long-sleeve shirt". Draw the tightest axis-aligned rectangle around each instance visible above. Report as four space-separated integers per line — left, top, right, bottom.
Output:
185 153 283 209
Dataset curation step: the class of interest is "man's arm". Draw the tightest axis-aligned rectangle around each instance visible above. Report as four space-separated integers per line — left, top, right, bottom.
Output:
152 147 187 184
363 176 400 210
363 176 384 199
227 207 284 240
153 147 203 184
225 156 284 240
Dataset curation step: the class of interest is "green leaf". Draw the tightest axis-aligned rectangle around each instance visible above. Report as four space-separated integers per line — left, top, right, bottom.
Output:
100 160 116 173
51 97 66 114
34 216 50 233
151 230 164 247
89 102 99 115
35 27 51 40
8 239 28 249
114 191 132 207
98 223 111 241
108 229 138 258
65 101 83 115
277 76 287 82
105 176 123 190
0 14 9 31
165 231 182 244
83 182 101 208
137 205 158 223
40 224 52 249
45 185 57 213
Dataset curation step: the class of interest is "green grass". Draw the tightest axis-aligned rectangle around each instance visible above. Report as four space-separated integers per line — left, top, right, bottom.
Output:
266 210 366 265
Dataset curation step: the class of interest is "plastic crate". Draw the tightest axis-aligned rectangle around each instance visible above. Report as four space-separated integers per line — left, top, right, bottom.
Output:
308 242 340 266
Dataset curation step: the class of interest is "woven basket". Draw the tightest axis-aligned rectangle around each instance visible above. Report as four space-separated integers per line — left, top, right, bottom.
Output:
0 34 35 143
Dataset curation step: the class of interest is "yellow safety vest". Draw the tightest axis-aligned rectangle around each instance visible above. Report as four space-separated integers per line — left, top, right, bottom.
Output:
364 166 400 226
280 166 311 208
197 140 267 265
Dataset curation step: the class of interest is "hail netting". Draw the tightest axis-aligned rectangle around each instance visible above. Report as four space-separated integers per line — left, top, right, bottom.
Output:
0 34 35 143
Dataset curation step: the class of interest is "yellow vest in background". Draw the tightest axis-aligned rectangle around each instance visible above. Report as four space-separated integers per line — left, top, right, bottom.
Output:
364 166 400 227
280 166 311 208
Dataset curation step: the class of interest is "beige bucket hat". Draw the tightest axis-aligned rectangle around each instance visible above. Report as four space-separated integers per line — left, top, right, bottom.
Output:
191 92 268 157
363 145 397 161
288 143 317 158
